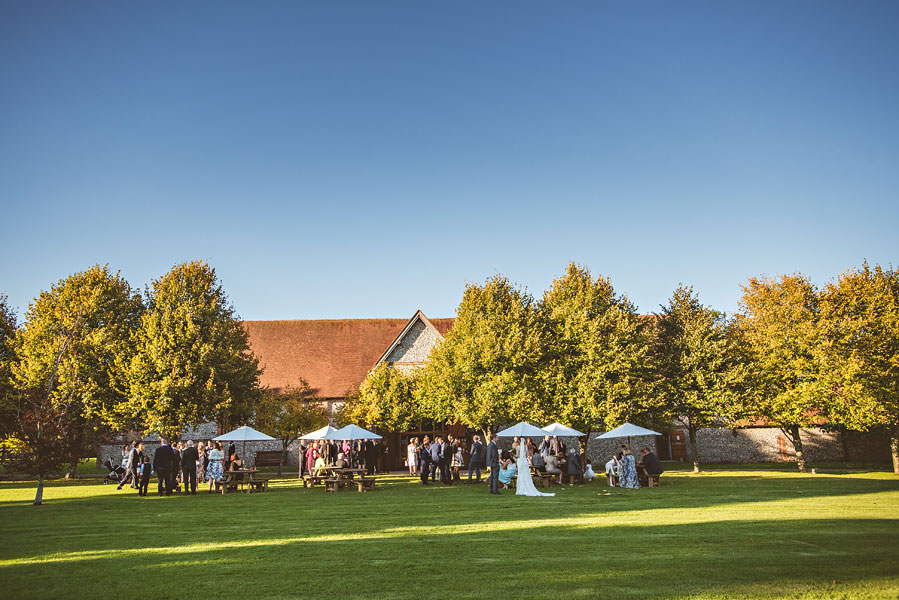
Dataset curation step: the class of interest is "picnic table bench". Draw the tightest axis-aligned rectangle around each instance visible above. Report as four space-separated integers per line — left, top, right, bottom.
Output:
303 474 327 488
215 470 268 494
355 477 377 492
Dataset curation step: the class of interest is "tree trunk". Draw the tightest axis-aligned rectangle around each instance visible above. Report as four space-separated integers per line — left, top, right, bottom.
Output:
839 426 850 462
64 460 78 480
890 431 899 475
33 476 44 506
787 425 807 472
688 425 700 473
279 446 287 477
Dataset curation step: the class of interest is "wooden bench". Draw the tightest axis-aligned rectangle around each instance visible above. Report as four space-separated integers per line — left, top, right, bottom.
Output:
645 474 661 488
355 477 377 492
255 451 282 467
324 478 345 493
533 473 554 488
248 478 269 493
302 474 326 488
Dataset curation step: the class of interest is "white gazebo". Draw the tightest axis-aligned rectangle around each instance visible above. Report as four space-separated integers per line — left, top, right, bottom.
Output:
496 421 549 438
214 425 276 467
597 423 661 449
542 422 587 437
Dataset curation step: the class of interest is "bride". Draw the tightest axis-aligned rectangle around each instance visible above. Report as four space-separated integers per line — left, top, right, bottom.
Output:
514 439 554 497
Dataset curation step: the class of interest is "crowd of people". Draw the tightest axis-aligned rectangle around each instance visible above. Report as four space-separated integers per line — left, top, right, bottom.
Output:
109 435 664 496
404 433 591 490
301 438 389 477
113 438 249 496
603 446 665 489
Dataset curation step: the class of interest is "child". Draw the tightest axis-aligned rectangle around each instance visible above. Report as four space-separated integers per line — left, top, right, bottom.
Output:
138 456 153 496
584 460 596 482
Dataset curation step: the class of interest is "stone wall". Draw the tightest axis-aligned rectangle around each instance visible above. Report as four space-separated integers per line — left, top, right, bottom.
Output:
386 319 441 374
684 427 890 463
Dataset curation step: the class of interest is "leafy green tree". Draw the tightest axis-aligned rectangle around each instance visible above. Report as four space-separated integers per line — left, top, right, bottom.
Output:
341 362 420 432
10 266 144 480
126 261 262 439
653 285 746 472
736 274 822 472
253 379 329 475
0 294 19 438
2 390 83 505
417 275 546 438
819 262 899 473
538 263 655 458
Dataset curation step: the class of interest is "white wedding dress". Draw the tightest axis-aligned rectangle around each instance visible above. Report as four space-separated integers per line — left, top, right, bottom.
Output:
515 448 555 497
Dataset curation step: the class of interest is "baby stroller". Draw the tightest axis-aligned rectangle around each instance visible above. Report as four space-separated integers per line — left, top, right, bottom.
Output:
103 459 125 484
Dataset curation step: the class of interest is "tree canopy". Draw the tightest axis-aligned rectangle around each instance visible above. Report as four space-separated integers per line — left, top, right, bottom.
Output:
653 285 746 472
417 275 546 437
125 261 261 439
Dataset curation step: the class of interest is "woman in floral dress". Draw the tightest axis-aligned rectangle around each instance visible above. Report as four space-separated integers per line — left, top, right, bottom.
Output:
618 449 640 489
205 441 225 492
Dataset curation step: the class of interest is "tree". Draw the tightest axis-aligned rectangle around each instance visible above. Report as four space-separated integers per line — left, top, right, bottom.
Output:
2 390 83 505
254 379 329 476
0 294 18 439
417 275 546 438
11 266 144 479
341 362 420 432
736 274 822 472
819 262 899 473
652 285 746 472
126 261 262 439
538 263 655 459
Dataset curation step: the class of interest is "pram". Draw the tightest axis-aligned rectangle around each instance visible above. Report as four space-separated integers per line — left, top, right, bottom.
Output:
103 459 125 484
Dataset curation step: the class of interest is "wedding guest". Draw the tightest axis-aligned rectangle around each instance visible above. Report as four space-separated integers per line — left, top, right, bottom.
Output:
313 452 327 476
335 452 349 468
229 452 243 471
306 444 317 475
605 453 621 486
530 450 546 471
137 456 153 497
419 436 432 485
407 437 418 476
181 440 199 495
618 449 640 489
451 440 463 482
584 461 596 482
196 442 206 483
467 435 483 483
206 441 225 492
498 451 517 489
544 450 561 476
117 442 139 490
565 449 583 484
429 436 441 482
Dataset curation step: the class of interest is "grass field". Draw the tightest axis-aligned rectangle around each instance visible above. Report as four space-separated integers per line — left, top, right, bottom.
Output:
1 469 897 599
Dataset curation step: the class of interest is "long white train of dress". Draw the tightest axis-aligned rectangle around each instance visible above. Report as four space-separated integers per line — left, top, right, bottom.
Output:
515 449 555 497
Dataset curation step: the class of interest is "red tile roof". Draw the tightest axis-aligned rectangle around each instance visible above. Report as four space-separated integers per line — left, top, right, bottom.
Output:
243 317 454 398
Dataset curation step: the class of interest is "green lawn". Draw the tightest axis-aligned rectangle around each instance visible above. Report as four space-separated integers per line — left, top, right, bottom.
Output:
1 470 897 599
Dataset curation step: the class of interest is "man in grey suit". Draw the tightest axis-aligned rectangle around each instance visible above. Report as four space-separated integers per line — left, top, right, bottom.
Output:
467 435 483 483
486 433 500 495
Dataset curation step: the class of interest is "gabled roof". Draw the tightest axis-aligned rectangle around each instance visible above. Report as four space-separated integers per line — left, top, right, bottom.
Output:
375 310 449 366
243 313 453 399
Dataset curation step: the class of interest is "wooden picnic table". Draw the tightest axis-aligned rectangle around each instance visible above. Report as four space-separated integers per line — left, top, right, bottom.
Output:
219 469 268 494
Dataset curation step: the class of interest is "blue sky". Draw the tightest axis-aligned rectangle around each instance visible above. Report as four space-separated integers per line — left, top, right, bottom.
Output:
1 2 897 320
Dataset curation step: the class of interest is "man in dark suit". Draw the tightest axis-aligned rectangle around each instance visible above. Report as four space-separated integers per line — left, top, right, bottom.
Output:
486 434 500 495
419 436 432 485
467 435 483 483
117 442 140 490
440 436 452 484
640 447 664 475
169 441 182 493
153 439 174 496
429 436 441 482
181 440 199 494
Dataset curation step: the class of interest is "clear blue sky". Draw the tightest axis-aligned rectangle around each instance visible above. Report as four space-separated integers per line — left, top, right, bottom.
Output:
1 1 897 320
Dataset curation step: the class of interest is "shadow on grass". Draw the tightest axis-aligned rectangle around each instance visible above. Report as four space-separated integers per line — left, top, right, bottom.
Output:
1 515 897 599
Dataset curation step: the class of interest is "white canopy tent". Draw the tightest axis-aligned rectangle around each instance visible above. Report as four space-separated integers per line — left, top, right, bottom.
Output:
326 424 382 441
597 423 661 449
214 425 276 467
496 421 549 438
542 422 586 437
299 425 340 440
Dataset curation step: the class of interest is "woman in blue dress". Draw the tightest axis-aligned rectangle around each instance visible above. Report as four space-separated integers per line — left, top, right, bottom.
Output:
618 449 640 489
497 451 517 489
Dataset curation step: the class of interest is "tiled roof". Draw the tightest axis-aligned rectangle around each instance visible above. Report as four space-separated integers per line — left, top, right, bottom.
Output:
243 316 454 399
